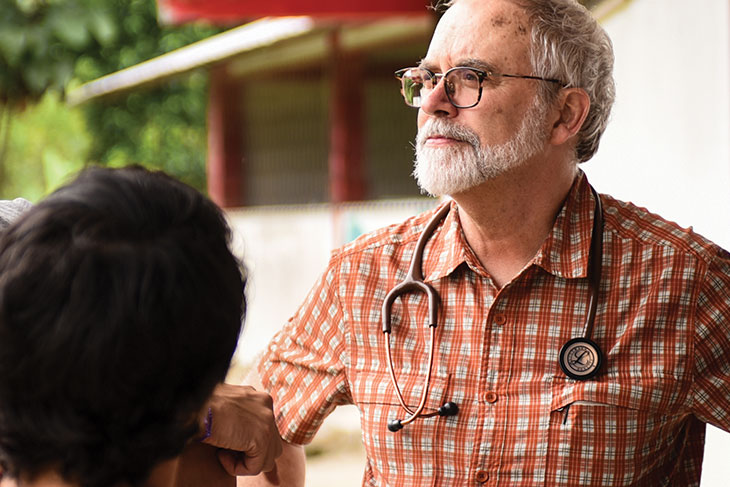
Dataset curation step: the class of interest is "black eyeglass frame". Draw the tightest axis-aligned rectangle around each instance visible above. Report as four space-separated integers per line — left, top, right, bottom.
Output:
394 66 564 109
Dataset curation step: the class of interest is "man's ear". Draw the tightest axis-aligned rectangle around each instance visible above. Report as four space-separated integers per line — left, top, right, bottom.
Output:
549 88 590 146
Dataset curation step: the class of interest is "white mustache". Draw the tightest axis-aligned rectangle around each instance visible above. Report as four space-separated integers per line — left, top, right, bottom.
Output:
416 119 482 149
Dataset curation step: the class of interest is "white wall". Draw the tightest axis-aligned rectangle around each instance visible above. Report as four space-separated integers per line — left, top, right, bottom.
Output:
227 200 437 368
585 0 730 249
583 1 730 484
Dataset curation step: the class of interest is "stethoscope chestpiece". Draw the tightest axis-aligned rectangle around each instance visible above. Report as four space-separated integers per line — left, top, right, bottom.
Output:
559 337 603 381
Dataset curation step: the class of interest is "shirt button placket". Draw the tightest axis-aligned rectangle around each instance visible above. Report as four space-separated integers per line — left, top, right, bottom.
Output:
481 303 506 487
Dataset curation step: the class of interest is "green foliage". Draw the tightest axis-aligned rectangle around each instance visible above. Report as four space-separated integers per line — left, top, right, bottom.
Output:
0 0 118 104
0 91 90 201
85 73 211 190
0 0 223 198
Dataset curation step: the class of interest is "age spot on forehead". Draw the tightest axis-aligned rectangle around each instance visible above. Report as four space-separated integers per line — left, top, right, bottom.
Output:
491 15 511 28
516 24 528 36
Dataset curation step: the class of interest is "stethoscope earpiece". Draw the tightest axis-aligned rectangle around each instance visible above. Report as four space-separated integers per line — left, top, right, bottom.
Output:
389 401 459 433
387 419 404 432
438 401 459 417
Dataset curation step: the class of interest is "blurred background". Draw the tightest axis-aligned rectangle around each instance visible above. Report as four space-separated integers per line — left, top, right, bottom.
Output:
1 0 728 485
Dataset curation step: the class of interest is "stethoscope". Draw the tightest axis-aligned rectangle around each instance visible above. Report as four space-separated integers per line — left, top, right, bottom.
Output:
381 189 604 432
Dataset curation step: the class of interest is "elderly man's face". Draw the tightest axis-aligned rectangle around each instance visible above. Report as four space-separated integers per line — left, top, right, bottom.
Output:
414 0 551 196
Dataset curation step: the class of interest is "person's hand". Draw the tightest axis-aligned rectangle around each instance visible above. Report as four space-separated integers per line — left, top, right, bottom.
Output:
200 383 283 477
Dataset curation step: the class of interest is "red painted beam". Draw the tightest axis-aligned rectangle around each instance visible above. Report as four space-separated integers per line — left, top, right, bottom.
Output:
328 31 367 203
158 0 430 24
207 66 243 208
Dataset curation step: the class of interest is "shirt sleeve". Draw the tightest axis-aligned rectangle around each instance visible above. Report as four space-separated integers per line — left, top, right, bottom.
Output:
0 198 33 229
690 246 730 431
257 255 352 445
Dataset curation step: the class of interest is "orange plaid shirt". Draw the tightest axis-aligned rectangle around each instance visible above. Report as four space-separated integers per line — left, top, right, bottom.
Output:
258 173 730 486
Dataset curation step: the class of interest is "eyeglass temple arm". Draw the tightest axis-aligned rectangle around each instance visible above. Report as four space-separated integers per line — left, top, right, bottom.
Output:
500 73 564 85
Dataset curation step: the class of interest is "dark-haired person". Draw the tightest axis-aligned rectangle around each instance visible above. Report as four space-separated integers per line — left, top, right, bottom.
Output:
0 166 281 487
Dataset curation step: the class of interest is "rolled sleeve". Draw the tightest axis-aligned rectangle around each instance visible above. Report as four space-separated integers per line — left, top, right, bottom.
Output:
690 247 730 431
257 258 352 445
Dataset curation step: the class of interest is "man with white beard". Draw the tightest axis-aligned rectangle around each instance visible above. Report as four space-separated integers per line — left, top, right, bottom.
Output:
204 0 730 485
414 96 549 197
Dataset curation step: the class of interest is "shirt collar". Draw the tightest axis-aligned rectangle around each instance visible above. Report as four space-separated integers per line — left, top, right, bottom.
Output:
421 171 598 282
533 171 597 279
421 200 474 283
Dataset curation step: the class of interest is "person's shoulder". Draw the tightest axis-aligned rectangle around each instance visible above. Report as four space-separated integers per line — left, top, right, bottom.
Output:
602 194 729 265
0 198 33 229
330 202 446 262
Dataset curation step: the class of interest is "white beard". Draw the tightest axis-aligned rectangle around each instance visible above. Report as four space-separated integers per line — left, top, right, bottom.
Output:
413 98 549 197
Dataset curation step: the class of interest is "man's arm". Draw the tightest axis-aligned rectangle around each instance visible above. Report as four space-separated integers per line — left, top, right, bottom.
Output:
236 441 305 487
173 382 284 487
235 370 305 487
201 383 283 476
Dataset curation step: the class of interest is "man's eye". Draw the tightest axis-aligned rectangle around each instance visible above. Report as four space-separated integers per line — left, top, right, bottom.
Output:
462 72 478 82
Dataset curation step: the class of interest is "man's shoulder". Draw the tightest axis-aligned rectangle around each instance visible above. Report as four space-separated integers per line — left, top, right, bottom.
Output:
602 194 729 264
331 202 446 262
0 198 33 229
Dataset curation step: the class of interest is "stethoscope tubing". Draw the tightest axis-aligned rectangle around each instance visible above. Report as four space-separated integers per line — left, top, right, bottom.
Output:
381 188 604 431
382 203 450 428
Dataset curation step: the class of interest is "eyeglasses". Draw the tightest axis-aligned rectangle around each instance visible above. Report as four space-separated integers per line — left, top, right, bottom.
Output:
394 66 563 109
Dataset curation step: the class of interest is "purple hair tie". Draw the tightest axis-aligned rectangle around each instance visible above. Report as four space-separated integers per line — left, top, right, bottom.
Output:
199 406 213 442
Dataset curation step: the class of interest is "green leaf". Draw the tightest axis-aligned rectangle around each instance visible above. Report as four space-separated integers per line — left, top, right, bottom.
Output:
23 61 51 96
50 8 92 49
0 27 28 67
88 9 117 47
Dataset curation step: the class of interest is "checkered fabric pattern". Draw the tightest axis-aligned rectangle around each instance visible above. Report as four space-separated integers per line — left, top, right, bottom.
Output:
258 172 730 486
0 198 32 229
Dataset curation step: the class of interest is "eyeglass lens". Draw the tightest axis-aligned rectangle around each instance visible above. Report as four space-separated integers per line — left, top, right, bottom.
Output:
399 67 482 108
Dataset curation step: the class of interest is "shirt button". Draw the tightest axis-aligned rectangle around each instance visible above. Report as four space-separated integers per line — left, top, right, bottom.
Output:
484 391 498 403
475 470 489 483
493 314 507 326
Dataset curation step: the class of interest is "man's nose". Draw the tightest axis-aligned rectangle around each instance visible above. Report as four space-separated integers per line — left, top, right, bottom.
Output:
419 78 458 118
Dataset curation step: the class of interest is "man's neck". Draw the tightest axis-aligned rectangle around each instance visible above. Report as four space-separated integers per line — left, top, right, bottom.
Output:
452 159 579 288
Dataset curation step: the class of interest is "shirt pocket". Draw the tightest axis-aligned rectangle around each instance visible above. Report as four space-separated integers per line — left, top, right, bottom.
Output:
545 378 689 486
352 370 452 487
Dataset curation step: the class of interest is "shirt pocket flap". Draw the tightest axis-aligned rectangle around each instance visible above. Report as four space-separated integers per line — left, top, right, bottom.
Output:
551 377 687 414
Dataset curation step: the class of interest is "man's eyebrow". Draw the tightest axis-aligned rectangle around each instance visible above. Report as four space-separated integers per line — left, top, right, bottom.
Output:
458 58 499 72
416 58 500 73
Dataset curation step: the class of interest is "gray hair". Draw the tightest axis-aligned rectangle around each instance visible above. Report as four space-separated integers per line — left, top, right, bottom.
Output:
516 0 615 162
438 0 616 163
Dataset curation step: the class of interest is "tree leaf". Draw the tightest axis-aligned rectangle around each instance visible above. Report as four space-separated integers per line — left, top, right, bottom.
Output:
0 27 28 67
50 7 92 49
88 9 118 47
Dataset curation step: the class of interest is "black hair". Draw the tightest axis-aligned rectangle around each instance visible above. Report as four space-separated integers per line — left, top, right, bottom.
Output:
0 166 246 487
